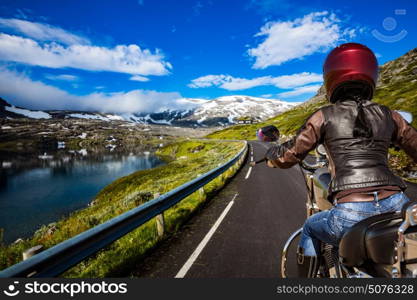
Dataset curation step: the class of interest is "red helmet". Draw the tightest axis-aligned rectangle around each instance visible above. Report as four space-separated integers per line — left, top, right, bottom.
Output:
256 125 279 142
323 43 378 103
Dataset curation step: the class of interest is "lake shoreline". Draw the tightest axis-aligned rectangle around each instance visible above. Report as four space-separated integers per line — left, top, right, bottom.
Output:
0 140 244 277
0 150 166 244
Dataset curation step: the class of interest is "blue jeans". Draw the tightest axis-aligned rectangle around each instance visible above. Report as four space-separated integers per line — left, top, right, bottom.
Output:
299 191 410 256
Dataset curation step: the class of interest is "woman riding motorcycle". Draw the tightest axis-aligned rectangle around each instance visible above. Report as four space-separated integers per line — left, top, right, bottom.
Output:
264 43 417 277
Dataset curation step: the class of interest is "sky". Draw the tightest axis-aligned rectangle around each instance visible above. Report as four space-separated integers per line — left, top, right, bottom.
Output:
0 0 416 114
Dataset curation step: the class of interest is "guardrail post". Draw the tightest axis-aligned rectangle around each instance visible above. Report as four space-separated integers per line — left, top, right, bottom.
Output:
154 193 165 237
198 187 205 199
156 214 165 237
22 245 43 261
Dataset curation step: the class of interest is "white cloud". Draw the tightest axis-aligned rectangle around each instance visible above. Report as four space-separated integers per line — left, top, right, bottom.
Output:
0 68 191 114
277 84 321 98
0 33 171 76
188 72 322 90
0 18 90 45
45 74 79 81
130 75 149 82
248 11 356 68
188 74 232 88
221 76 273 90
270 73 323 89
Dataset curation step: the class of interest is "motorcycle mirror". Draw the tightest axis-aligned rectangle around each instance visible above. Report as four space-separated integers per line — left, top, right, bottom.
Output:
316 144 327 157
256 125 280 142
397 111 413 124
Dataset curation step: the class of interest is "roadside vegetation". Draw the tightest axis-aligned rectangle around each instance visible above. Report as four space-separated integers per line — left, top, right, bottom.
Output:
0 139 245 277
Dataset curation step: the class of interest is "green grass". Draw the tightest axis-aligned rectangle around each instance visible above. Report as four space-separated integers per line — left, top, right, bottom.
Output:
0 139 245 277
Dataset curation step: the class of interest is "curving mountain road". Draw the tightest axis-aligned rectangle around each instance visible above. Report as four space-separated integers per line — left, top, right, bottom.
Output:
131 141 417 278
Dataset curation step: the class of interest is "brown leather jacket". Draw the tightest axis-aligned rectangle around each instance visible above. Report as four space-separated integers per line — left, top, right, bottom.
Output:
266 101 417 196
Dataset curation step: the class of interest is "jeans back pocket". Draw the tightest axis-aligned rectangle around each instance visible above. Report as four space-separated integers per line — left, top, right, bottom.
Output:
330 207 374 240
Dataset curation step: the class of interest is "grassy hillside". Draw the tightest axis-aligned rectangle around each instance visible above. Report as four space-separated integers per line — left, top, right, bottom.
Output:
0 139 245 277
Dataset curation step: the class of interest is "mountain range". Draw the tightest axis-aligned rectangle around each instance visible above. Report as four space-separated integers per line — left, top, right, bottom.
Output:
0 95 297 127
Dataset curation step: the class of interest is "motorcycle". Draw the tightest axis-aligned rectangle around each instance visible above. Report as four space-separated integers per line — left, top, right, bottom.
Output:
253 125 417 278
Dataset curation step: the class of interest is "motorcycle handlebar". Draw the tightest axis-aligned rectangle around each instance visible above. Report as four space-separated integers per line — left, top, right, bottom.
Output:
250 157 326 170
250 158 266 167
251 143 327 170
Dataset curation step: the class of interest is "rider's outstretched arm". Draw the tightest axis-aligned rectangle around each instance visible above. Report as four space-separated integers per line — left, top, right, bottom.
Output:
266 110 324 168
391 110 417 163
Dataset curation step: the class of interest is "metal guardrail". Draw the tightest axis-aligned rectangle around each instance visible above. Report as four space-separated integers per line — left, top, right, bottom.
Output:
0 142 248 278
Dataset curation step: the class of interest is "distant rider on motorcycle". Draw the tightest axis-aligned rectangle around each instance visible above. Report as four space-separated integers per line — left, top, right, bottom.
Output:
264 43 417 277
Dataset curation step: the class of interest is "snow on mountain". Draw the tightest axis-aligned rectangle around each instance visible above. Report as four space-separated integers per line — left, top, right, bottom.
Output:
187 95 296 125
0 95 298 127
134 95 297 126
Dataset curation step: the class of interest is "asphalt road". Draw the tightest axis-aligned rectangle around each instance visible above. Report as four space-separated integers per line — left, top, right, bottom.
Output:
131 141 307 278
131 141 417 278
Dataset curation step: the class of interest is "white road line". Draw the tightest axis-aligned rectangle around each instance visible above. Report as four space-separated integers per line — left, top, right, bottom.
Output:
175 193 238 278
244 166 252 180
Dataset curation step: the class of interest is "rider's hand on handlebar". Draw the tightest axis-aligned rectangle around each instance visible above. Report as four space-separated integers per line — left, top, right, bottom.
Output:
266 160 278 168
250 157 277 168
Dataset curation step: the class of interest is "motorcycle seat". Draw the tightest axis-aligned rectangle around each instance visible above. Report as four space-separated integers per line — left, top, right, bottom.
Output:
338 211 403 267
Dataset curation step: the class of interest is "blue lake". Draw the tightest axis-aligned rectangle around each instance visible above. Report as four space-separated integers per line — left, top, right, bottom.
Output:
0 152 164 244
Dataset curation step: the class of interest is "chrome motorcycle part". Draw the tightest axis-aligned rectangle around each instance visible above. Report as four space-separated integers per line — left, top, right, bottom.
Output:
281 228 303 278
394 203 417 277
316 144 327 157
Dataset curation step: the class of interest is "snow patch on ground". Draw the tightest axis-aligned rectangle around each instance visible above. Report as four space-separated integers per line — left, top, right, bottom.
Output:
2 161 12 168
144 114 172 125
69 113 108 121
197 116 207 124
57 141 66 149
6 106 51 119
78 149 88 156
105 114 125 121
